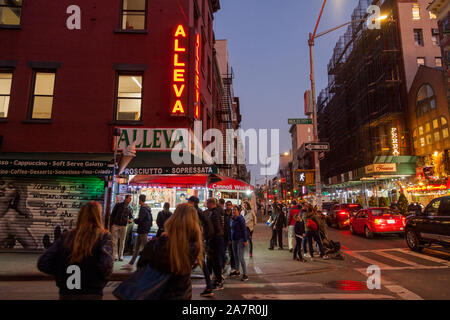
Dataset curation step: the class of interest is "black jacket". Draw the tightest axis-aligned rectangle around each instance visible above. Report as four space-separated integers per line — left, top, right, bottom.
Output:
196 205 214 241
137 235 200 300
156 210 173 236
294 220 306 237
271 207 286 229
110 202 133 227
37 231 113 296
223 209 232 241
134 205 152 235
207 207 224 238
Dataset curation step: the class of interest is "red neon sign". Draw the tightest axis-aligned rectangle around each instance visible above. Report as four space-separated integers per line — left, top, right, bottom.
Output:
171 25 187 116
194 33 200 119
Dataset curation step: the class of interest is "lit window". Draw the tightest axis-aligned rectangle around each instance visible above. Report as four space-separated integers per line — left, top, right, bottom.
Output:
414 29 424 46
413 129 418 137
414 140 418 149
419 126 424 135
115 74 143 121
442 117 448 126
30 72 56 119
435 57 443 67
434 132 441 142
416 84 435 116
443 128 449 139
433 119 439 129
420 137 425 147
429 11 437 19
426 134 432 145
425 122 431 133
432 29 440 45
0 72 12 118
417 57 425 66
120 0 147 30
412 4 420 20
0 0 22 26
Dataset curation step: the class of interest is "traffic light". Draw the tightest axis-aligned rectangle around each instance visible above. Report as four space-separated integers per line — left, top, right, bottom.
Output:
274 189 278 194
294 189 298 194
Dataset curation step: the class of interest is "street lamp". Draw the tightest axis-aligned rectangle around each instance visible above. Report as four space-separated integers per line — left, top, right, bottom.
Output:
308 0 388 210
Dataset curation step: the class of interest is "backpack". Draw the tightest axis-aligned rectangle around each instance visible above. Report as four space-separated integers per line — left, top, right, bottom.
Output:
307 219 318 232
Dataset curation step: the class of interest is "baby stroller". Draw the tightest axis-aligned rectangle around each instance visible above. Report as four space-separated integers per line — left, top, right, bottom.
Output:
318 229 344 260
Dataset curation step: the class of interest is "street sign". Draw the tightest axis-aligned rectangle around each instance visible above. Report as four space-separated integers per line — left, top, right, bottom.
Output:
288 118 312 125
304 142 330 152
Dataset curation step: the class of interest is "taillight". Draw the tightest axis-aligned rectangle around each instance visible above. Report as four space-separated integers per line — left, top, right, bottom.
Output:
339 211 349 216
402 217 406 226
374 219 386 225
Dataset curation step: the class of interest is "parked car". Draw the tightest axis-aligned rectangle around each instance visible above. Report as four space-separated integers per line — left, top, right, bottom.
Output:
350 208 406 239
405 196 450 252
327 203 362 229
322 202 338 216
407 202 424 216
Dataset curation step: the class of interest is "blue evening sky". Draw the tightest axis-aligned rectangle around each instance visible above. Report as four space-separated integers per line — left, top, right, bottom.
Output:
214 0 360 185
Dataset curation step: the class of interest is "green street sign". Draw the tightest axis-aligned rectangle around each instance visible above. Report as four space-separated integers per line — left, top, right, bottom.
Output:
288 118 312 125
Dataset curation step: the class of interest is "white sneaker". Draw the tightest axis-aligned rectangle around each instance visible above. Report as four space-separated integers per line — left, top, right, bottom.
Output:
304 253 311 258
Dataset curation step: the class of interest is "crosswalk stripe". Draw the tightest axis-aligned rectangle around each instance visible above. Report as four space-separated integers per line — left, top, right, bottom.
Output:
393 248 450 266
374 251 423 267
385 285 423 300
254 266 263 274
344 251 391 269
242 293 395 300
192 282 324 289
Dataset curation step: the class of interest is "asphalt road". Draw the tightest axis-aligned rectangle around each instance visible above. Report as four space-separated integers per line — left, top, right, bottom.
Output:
0 223 449 300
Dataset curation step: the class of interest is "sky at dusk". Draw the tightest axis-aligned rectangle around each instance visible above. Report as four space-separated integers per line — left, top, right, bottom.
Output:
213 0 360 185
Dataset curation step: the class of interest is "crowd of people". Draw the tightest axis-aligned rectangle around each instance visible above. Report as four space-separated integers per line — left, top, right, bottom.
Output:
266 200 331 261
37 195 258 300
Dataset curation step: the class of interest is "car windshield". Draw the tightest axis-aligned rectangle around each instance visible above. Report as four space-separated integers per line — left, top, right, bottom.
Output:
343 204 362 212
371 209 400 217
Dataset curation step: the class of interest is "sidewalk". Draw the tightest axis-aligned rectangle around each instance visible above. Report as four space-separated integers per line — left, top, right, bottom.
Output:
0 223 334 281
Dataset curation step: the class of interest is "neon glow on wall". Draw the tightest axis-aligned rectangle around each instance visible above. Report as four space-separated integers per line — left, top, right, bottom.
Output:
171 25 187 116
194 33 200 119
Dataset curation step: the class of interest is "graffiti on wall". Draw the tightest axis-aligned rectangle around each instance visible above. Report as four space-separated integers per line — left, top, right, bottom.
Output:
0 177 105 250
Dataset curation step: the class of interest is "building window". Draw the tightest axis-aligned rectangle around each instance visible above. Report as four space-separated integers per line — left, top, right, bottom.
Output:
429 11 437 20
29 72 56 120
425 122 431 133
416 84 435 117
435 57 443 67
412 3 420 20
0 72 12 118
417 57 425 66
414 29 424 46
443 128 449 139
426 134 432 145
441 117 448 126
432 29 440 46
115 74 142 121
120 0 147 30
419 126 424 135
414 140 418 149
420 137 425 147
0 0 22 26
433 119 439 129
434 132 441 142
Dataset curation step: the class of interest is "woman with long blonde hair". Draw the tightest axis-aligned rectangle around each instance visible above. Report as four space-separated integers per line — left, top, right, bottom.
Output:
38 201 114 300
137 203 203 300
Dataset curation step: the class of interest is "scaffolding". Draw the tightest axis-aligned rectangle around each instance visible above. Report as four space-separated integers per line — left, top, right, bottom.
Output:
318 0 409 183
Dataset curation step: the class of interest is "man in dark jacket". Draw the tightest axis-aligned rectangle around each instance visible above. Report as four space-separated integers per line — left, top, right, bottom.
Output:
188 196 214 297
156 202 172 237
124 195 152 268
110 194 133 261
218 199 228 270
223 200 235 271
269 203 286 250
206 198 224 290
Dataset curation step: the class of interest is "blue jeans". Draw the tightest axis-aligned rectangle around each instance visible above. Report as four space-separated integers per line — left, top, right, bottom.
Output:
306 230 325 257
232 239 247 275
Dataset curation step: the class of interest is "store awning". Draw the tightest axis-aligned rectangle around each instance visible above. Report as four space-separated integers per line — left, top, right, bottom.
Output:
209 177 255 191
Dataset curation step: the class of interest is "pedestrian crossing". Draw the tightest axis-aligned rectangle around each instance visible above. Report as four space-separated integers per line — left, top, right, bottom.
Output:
344 248 450 271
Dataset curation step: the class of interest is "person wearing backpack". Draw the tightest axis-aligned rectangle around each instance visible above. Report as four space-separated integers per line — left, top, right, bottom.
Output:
303 207 328 261
188 196 214 297
156 202 173 237
123 195 153 269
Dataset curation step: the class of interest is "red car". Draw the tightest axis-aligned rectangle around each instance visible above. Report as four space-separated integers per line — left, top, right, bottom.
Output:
327 203 362 229
349 208 406 239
